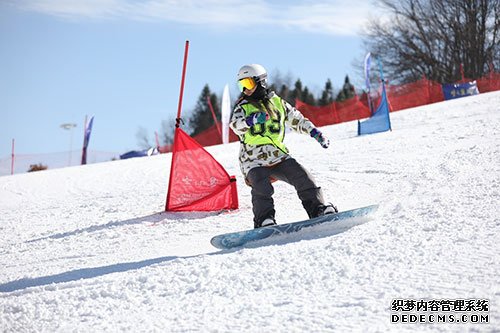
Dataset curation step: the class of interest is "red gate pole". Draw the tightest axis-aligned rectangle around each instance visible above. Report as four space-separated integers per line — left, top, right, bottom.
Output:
175 40 190 127
207 96 222 141
166 40 190 211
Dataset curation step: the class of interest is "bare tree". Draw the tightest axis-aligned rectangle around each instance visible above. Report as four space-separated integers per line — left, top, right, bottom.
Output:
269 69 295 104
160 118 176 146
136 126 152 150
137 119 175 149
363 0 499 83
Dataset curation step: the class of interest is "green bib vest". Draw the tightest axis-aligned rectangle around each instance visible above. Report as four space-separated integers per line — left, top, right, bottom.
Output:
241 96 288 153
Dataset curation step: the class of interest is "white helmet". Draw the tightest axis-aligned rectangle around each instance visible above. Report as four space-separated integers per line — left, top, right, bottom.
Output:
237 64 268 88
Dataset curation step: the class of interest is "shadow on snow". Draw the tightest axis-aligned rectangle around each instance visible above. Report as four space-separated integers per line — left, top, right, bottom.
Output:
25 211 225 243
0 255 186 293
1 215 371 293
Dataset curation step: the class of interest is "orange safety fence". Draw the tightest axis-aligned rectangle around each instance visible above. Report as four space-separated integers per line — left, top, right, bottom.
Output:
476 72 500 92
184 71 499 150
192 122 239 147
159 122 239 153
384 78 444 111
335 95 372 123
294 101 337 127
296 72 499 128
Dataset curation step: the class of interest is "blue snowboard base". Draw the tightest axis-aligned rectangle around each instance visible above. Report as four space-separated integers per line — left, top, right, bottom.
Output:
210 204 379 249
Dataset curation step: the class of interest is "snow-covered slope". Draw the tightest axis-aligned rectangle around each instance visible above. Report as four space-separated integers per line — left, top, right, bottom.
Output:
1 91 499 332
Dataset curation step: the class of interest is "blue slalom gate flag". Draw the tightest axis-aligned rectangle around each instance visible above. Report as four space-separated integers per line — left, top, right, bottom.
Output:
358 58 392 136
81 116 94 165
358 84 392 136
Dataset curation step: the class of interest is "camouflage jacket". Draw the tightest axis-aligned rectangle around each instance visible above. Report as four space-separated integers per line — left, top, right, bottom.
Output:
230 91 316 179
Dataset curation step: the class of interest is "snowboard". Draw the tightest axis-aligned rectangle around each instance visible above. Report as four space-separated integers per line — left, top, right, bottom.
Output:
210 204 379 249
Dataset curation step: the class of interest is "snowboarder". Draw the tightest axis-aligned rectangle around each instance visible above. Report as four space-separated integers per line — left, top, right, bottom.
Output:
230 64 337 228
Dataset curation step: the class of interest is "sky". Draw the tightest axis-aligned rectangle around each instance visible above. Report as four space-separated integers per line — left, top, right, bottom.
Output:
0 0 381 158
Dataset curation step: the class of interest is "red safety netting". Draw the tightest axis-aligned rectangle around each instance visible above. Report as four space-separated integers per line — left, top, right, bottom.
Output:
297 72 498 125
384 77 444 112
335 96 372 122
192 122 239 147
296 95 371 125
477 72 500 92
165 128 238 211
294 101 337 126
169 71 499 148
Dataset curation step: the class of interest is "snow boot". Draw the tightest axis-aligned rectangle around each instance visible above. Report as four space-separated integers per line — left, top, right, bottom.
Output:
316 203 338 217
254 217 277 229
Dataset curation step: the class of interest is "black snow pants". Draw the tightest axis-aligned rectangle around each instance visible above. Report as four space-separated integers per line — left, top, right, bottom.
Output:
246 157 325 228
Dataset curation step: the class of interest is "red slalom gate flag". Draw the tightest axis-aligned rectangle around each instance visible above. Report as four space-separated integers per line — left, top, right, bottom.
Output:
165 128 238 212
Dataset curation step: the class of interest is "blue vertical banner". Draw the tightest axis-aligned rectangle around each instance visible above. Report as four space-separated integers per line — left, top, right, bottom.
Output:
81 115 94 165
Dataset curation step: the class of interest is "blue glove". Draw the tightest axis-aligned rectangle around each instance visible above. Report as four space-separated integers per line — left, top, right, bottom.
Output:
245 112 268 127
310 128 330 148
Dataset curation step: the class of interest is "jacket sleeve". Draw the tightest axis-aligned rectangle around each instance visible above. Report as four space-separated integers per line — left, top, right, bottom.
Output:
229 103 250 136
283 99 316 135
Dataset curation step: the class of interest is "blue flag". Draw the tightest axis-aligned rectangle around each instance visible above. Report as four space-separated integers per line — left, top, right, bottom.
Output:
358 59 392 136
358 83 391 135
83 116 94 148
81 116 94 164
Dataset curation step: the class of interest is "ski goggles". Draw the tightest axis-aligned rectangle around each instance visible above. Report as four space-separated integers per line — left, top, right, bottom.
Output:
238 77 257 92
